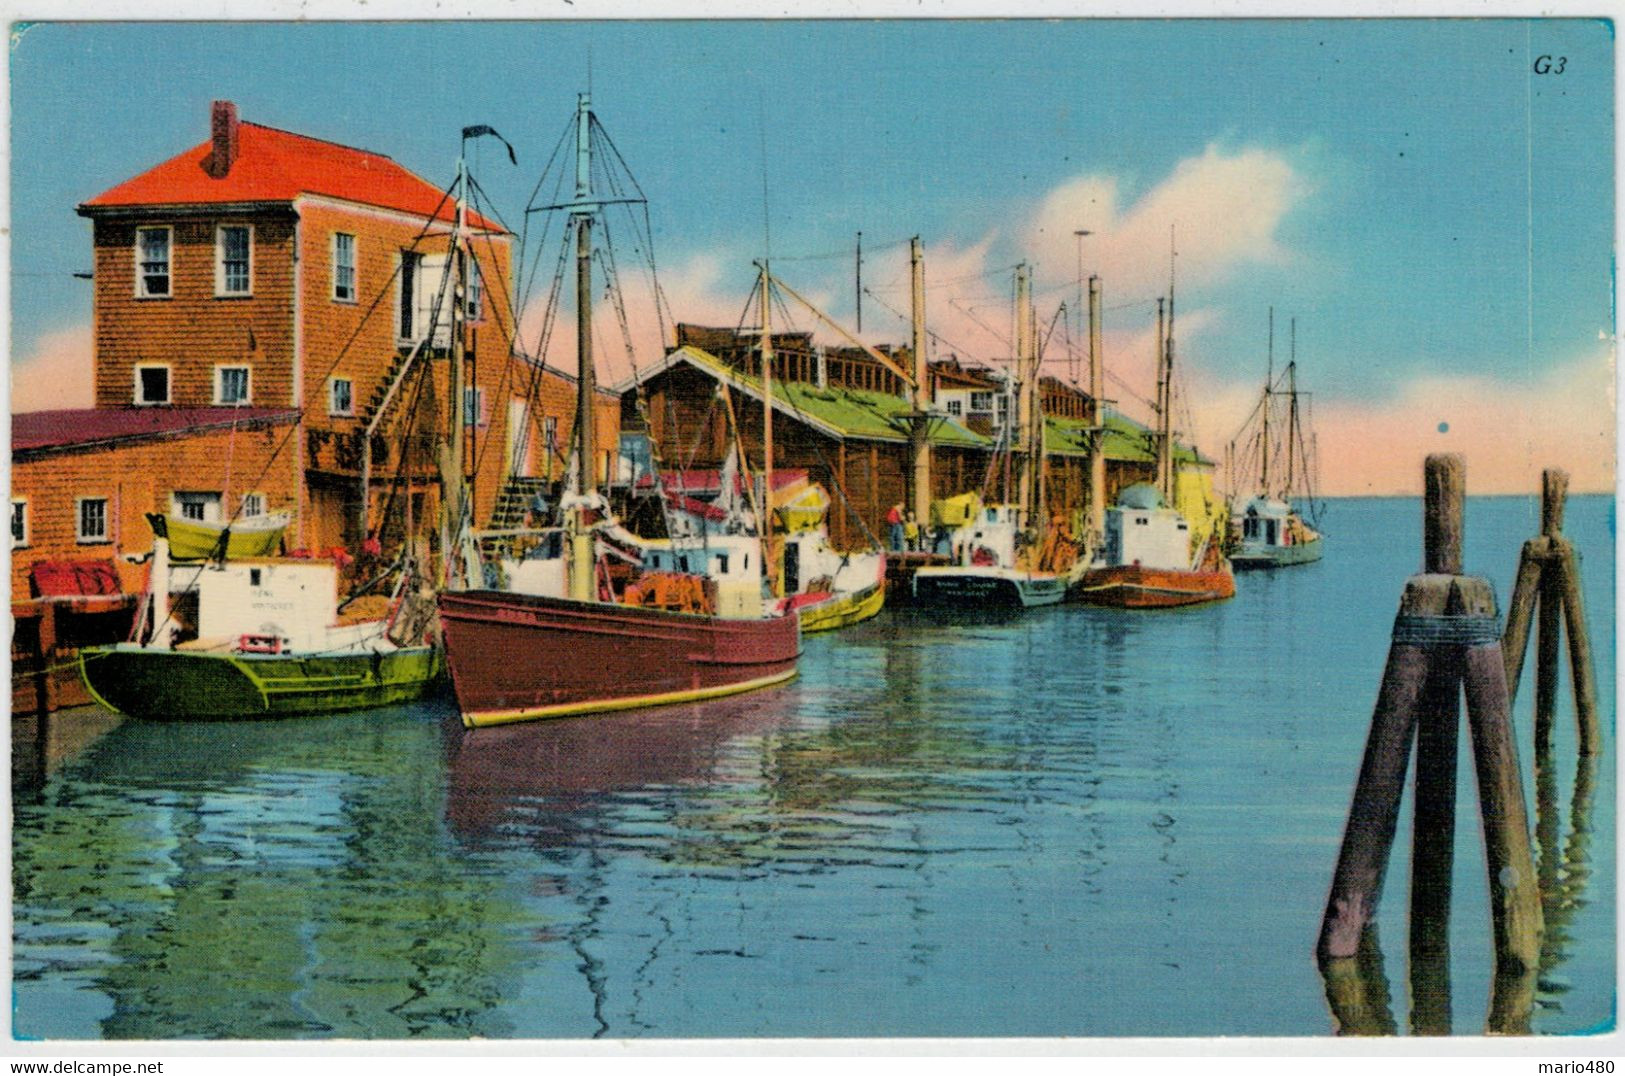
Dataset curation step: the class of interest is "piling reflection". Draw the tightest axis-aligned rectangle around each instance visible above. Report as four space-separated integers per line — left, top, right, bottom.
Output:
1317 738 1600 1037
1319 924 1398 1035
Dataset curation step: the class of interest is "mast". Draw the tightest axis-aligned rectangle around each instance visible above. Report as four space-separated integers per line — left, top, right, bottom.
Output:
440 148 470 587
1154 296 1170 504
759 262 778 595
1086 274 1104 543
1286 318 1298 496
1014 263 1032 527
1262 307 1273 498
1029 291 1044 535
1160 237 1176 505
909 236 931 528
568 92 597 603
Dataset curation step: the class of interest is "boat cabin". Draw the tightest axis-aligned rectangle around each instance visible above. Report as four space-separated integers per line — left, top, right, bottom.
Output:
1239 497 1293 547
1102 484 1191 571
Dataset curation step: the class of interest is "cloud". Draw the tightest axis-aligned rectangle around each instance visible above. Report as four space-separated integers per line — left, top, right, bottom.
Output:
12 324 94 412
1025 144 1310 298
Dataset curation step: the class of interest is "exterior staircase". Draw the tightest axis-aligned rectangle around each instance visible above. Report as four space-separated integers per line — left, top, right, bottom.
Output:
488 476 553 529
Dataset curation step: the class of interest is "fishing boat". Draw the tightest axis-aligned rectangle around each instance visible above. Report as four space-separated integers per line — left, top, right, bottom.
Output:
661 465 886 634
439 94 800 729
1073 288 1233 608
1228 312 1324 569
79 530 441 720
913 264 1080 609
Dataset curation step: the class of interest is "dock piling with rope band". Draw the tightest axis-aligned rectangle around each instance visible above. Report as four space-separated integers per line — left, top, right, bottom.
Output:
1317 454 1542 1034
1500 468 1601 758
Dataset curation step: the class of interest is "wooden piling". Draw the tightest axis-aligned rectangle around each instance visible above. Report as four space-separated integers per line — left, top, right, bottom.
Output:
1501 536 1547 701
1553 539 1601 757
1535 558 1562 751
1461 641 1544 981
1541 468 1568 538
1319 925 1399 1036
1409 656 1460 1036
1423 454 1464 574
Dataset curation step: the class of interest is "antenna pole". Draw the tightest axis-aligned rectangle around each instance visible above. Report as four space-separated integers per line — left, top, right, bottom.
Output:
856 231 863 335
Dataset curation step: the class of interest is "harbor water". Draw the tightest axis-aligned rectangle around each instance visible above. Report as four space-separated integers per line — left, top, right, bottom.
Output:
12 496 1615 1039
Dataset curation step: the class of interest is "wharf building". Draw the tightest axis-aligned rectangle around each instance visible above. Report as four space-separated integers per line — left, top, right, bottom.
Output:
615 325 1219 550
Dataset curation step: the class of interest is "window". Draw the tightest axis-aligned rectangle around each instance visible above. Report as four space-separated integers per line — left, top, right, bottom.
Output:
400 252 451 345
463 387 488 428
333 233 357 302
135 227 171 297
216 225 252 296
466 259 483 321
970 391 993 413
135 364 171 406
329 377 354 417
946 399 963 417
172 491 222 524
214 365 251 405
240 492 266 519
76 498 108 543
11 499 27 549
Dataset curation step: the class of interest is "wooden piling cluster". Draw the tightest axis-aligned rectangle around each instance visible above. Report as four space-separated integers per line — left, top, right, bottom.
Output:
1501 468 1601 757
1317 454 1542 1032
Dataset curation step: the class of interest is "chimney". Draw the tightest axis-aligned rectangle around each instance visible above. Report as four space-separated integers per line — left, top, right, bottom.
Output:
206 100 239 179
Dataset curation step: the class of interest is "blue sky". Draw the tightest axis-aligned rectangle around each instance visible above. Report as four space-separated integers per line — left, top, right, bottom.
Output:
9 19 1615 491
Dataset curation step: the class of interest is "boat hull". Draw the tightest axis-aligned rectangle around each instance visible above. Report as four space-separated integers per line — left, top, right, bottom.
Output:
438 590 801 728
78 643 442 720
796 579 887 634
913 567 1068 608
1072 564 1236 608
1231 536 1324 570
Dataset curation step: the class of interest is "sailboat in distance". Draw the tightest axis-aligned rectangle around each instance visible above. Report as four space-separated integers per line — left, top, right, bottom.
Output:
438 95 800 729
1228 312 1325 569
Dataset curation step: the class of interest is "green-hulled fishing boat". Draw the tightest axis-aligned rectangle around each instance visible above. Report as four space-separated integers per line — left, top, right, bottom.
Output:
80 531 442 721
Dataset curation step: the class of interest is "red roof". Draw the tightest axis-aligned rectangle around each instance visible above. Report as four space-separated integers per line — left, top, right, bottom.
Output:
14 407 301 454
81 121 503 232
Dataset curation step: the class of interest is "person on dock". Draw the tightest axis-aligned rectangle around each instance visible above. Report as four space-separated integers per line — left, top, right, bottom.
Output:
887 503 905 551
904 511 921 552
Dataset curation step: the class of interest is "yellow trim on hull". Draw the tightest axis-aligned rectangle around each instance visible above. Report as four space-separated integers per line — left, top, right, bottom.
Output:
798 583 886 634
460 667 799 729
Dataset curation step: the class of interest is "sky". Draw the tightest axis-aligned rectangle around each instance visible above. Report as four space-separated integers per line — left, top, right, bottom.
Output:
7 18 1616 494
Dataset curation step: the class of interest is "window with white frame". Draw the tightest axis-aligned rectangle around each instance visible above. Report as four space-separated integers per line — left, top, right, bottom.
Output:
333 233 357 302
11 499 28 548
76 497 109 543
215 365 251 405
216 225 252 296
172 491 222 523
969 391 994 413
240 492 266 519
135 364 171 405
466 259 483 321
329 377 353 417
136 226 171 297
947 399 963 417
463 386 488 428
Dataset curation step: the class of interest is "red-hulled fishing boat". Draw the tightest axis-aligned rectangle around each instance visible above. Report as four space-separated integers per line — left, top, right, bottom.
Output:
438 94 800 729
1073 288 1233 610
440 589 799 725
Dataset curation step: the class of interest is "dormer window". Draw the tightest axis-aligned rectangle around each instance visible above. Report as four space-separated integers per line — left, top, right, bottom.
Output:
135 227 171 298
216 225 252 296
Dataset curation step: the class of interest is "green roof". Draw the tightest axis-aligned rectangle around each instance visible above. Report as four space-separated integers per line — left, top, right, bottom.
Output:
1047 411 1213 466
670 345 989 448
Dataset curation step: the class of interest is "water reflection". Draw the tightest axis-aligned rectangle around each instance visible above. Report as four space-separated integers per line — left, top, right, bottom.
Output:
13 706 533 1039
